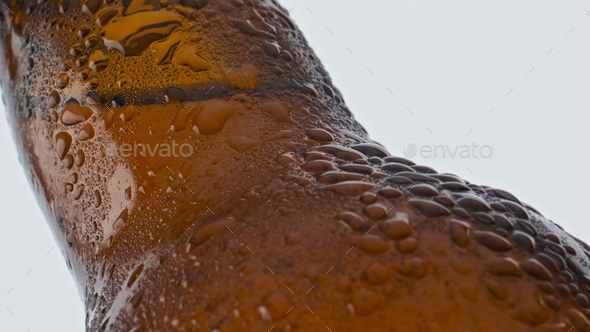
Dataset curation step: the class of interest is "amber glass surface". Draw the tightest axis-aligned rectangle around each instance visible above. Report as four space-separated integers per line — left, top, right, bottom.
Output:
1 0 590 331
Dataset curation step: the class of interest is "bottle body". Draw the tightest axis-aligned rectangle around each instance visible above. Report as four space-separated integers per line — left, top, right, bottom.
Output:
1 0 590 331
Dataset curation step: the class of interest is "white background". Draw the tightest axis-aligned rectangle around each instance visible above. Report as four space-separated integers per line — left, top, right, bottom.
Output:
1 1 589 330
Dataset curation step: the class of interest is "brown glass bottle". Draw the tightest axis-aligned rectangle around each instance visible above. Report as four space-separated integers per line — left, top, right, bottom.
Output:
1 0 590 331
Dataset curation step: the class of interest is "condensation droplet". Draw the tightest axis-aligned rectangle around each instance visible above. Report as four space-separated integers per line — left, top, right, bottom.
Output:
113 208 128 230
48 90 61 108
74 184 85 200
75 149 86 167
94 190 102 207
55 132 72 160
125 186 132 200
61 99 93 125
56 73 70 89
189 216 236 245
127 264 144 288
78 123 95 141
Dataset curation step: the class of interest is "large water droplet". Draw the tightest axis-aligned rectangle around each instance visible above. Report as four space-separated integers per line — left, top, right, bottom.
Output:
56 73 70 89
125 186 132 200
74 184 85 200
89 50 110 72
101 10 182 55
189 216 236 245
165 87 187 103
352 288 381 315
78 123 95 141
75 149 86 167
48 90 61 108
55 132 72 160
61 99 93 125
113 208 128 230
173 44 210 72
194 100 237 135
261 101 293 123
151 34 183 64
94 190 102 207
